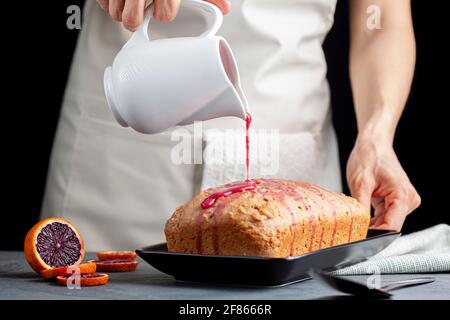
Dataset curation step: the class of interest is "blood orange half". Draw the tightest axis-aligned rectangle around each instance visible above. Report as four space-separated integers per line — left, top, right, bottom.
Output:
24 218 85 274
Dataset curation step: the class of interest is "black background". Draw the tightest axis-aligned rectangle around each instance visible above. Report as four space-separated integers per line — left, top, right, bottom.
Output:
2 0 448 250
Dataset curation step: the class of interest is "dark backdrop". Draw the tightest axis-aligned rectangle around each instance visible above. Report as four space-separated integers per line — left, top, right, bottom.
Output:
2 0 448 250
324 0 449 235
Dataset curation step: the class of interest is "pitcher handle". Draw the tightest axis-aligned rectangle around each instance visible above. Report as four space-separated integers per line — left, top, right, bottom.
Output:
125 0 223 48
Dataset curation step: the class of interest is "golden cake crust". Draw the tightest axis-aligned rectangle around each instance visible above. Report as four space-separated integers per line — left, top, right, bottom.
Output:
165 179 370 257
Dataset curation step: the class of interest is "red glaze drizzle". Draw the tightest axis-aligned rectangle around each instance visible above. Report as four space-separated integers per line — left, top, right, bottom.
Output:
245 112 252 181
195 211 204 254
308 185 338 247
293 184 314 253
302 185 318 252
201 181 257 209
211 193 241 254
328 194 339 247
261 195 296 254
198 181 256 254
318 227 325 250
340 198 355 242
303 183 325 250
305 202 315 253
256 180 307 255
196 112 254 254
348 212 354 242
280 199 297 256
196 179 349 256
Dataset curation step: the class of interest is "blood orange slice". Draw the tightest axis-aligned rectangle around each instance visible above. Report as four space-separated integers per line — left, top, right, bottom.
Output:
92 259 139 272
40 262 96 279
24 218 85 274
56 273 109 287
96 251 137 261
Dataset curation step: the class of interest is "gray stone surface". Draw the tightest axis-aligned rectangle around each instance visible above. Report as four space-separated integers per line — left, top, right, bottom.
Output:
0 251 449 300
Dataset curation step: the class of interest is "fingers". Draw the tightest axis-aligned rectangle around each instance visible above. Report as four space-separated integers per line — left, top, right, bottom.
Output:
97 0 109 12
122 0 147 31
370 186 421 231
348 174 375 212
369 196 385 225
109 0 125 22
153 0 181 22
372 202 408 232
370 196 387 228
347 141 421 233
152 0 230 22
98 0 230 30
204 0 231 14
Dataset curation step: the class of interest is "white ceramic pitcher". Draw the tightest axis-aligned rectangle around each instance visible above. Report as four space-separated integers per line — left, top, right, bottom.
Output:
103 0 249 134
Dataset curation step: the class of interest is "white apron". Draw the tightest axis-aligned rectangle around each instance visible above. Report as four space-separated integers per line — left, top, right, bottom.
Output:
41 0 340 251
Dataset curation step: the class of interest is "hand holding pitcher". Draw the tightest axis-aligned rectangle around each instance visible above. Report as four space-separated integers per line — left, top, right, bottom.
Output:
103 0 248 134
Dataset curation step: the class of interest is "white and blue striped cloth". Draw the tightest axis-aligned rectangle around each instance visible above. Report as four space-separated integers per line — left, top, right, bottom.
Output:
334 224 450 275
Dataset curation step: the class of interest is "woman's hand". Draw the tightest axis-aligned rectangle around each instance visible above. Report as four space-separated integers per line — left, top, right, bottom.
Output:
348 0 417 231
97 0 231 31
346 136 421 232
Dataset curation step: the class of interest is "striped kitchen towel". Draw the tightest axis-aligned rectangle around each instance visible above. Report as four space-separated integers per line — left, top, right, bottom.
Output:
334 224 450 275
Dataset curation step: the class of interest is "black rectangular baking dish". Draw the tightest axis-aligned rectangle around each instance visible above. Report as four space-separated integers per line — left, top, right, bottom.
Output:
136 229 400 287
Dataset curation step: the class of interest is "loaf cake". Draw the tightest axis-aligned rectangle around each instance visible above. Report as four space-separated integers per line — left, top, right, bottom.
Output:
165 179 370 257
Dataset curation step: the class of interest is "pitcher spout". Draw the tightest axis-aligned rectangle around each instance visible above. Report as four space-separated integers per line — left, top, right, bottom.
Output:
179 86 247 125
